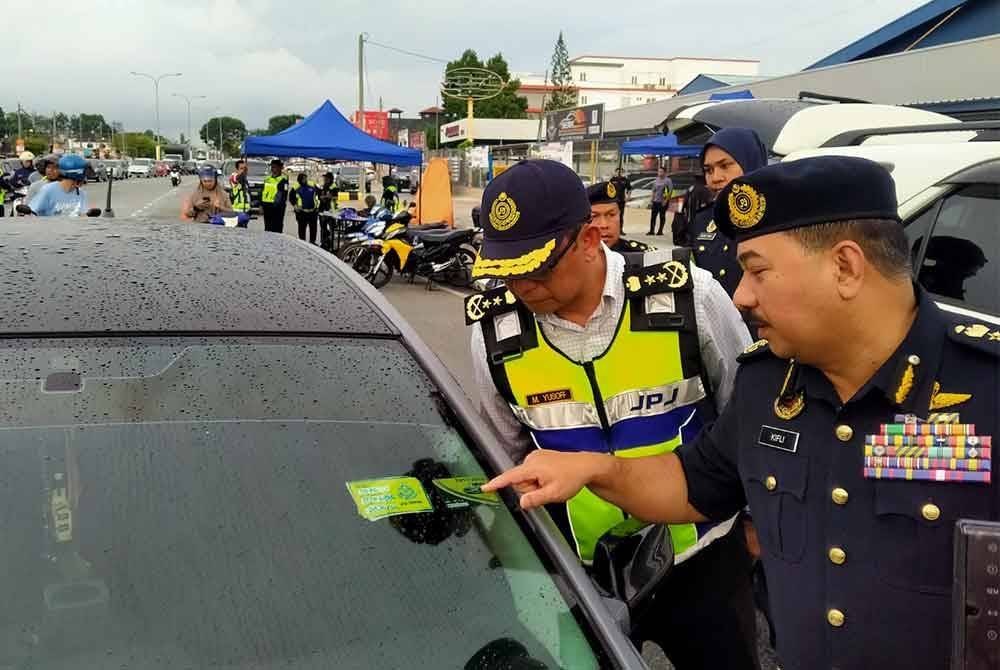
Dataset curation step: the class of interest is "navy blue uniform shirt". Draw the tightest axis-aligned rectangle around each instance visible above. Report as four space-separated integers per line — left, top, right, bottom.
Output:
678 288 1000 669
690 204 741 298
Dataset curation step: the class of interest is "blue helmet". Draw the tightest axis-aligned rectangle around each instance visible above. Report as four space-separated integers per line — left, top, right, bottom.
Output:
58 154 88 181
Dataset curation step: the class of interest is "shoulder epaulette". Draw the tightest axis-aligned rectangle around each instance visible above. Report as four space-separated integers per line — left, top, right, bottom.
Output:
737 338 774 363
948 323 1000 357
623 257 693 298
464 285 518 326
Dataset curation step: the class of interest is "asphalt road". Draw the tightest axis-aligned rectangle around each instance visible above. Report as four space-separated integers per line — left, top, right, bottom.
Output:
91 176 778 669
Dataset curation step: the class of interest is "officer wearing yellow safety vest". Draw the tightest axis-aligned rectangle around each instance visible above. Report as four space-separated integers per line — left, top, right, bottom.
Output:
260 158 289 233
466 159 759 669
290 172 320 244
228 159 252 218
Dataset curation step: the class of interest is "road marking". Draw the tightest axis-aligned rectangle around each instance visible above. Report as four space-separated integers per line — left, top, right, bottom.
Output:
129 187 180 218
434 284 470 299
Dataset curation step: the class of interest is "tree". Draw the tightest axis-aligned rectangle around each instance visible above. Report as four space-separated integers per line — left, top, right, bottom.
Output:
266 114 304 135
441 50 528 121
143 129 155 138
199 116 247 156
121 132 157 158
545 32 577 112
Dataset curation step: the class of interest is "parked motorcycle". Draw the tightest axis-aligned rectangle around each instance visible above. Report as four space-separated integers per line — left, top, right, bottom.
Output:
352 221 480 290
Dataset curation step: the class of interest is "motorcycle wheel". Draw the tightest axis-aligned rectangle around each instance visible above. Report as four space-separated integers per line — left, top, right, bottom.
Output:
370 255 394 289
337 242 366 262
444 244 478 288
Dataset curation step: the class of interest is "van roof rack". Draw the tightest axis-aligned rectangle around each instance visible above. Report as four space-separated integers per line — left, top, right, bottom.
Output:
797 91 871 104
820 120 1000 147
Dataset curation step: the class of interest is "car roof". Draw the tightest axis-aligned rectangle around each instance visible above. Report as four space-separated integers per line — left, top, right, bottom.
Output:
0 219 395 337
784 142 1000 213
666 99 955 156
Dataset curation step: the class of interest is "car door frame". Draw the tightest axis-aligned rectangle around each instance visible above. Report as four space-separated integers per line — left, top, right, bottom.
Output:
906 159 1000 326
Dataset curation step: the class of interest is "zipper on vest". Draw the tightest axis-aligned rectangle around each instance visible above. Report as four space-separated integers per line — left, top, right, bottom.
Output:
582 361 613 453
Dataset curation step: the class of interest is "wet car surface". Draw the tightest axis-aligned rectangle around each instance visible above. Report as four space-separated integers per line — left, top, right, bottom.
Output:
0 219 645 670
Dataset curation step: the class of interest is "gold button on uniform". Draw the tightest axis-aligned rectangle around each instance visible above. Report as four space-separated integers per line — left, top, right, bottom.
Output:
922 503 941 521
832 488 849 505
835 424 853 442
829 547 847 565
723 244 729 251
719 269 727 276
698 245 705 252
765 475 777 491
827 609 845 627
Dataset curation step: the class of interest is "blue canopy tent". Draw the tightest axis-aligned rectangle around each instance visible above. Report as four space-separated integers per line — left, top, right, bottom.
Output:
241 100 422 165
619 133 701 157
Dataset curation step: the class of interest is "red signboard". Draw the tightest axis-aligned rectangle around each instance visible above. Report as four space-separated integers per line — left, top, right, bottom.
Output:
351 111 390 140
409 130 426 150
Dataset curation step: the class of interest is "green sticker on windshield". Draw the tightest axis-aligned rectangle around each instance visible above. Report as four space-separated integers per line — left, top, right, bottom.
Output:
346 477 433 521
432 477 501 506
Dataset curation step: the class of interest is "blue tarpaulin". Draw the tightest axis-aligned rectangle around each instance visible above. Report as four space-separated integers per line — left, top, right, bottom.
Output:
708 90 754 101
241 100 422 166
620 133 701 157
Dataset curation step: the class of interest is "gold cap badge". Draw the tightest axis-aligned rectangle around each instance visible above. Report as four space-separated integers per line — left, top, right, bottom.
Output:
606 182 617 199
728 183 767 229
489 192 521 231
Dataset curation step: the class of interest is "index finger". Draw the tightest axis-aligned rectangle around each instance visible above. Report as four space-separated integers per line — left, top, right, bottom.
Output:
481 464 536 493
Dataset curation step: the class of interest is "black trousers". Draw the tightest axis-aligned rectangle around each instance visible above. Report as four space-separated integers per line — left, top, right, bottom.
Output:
296 210 318 244
262 204 285 233
629 524 760 670
649 202 667 234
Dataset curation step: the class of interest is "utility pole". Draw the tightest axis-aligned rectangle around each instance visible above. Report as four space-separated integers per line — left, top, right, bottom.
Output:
172 93 206 157
358 32 366 203
16 102 22 140
130 71 183 160
218 115 224 159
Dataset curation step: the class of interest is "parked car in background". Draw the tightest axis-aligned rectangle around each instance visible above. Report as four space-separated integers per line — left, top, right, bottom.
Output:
128 158 153 178
155 161 170 177
182 160 198 175
338 165 371 191
85 160 107 183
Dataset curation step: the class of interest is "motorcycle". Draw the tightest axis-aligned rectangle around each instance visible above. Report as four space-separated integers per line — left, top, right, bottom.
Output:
170 169 181 187
351 220 480 290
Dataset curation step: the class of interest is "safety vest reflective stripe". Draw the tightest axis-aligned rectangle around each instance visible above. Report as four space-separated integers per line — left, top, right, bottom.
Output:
261 174 287 203
230 177 250 212
498 299 722 563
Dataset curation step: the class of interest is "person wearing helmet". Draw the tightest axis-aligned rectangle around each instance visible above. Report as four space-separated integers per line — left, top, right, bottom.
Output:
181 166 232 223
11 151 35 188
29 155 90 216
24 154 62 208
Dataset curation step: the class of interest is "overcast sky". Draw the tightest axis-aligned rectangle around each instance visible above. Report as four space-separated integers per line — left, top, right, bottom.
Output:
3 0 929 140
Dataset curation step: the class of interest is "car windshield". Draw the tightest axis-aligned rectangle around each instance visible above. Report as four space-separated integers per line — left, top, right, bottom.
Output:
341 167 361 176
0 336 602 670
133 159 151 166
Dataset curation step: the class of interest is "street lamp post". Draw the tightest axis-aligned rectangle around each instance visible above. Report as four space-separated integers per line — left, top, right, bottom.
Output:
172 93 206 152
130 70 182 160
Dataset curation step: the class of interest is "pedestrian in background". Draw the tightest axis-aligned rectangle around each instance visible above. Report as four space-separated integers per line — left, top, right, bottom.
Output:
608 167 632 233
291 172 320 244
260 159 289 233
648 165 673 236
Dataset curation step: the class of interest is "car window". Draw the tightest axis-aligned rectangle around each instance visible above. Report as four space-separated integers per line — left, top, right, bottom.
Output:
903 200 941 272
917 183 1000 315
247 162 269 178
0 336 603 670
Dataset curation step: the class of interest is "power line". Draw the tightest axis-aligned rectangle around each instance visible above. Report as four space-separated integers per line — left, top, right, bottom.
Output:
365 38 449 65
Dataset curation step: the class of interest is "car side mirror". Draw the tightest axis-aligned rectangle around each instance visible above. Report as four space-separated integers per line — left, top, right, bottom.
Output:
591 518 674 618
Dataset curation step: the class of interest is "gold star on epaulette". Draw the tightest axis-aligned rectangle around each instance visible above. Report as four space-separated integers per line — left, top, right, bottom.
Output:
644 275 656 286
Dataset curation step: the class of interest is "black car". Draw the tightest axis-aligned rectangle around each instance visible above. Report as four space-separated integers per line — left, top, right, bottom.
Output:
0 219 654 669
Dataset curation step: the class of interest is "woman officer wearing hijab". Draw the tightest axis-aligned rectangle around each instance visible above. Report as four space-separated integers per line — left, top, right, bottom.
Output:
686 127 768 297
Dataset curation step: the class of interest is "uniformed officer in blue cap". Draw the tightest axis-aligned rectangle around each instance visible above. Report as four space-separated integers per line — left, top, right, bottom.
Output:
467 159 759 669
483 155 1000 670
586 181 653 258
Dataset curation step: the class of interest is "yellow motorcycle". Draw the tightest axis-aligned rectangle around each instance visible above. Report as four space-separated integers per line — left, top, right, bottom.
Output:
352 221 479 289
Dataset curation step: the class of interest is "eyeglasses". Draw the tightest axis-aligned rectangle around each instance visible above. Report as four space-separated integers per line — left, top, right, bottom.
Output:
520 220 588 280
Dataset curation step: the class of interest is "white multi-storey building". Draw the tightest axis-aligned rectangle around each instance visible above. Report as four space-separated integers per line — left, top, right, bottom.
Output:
515 54 759 114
